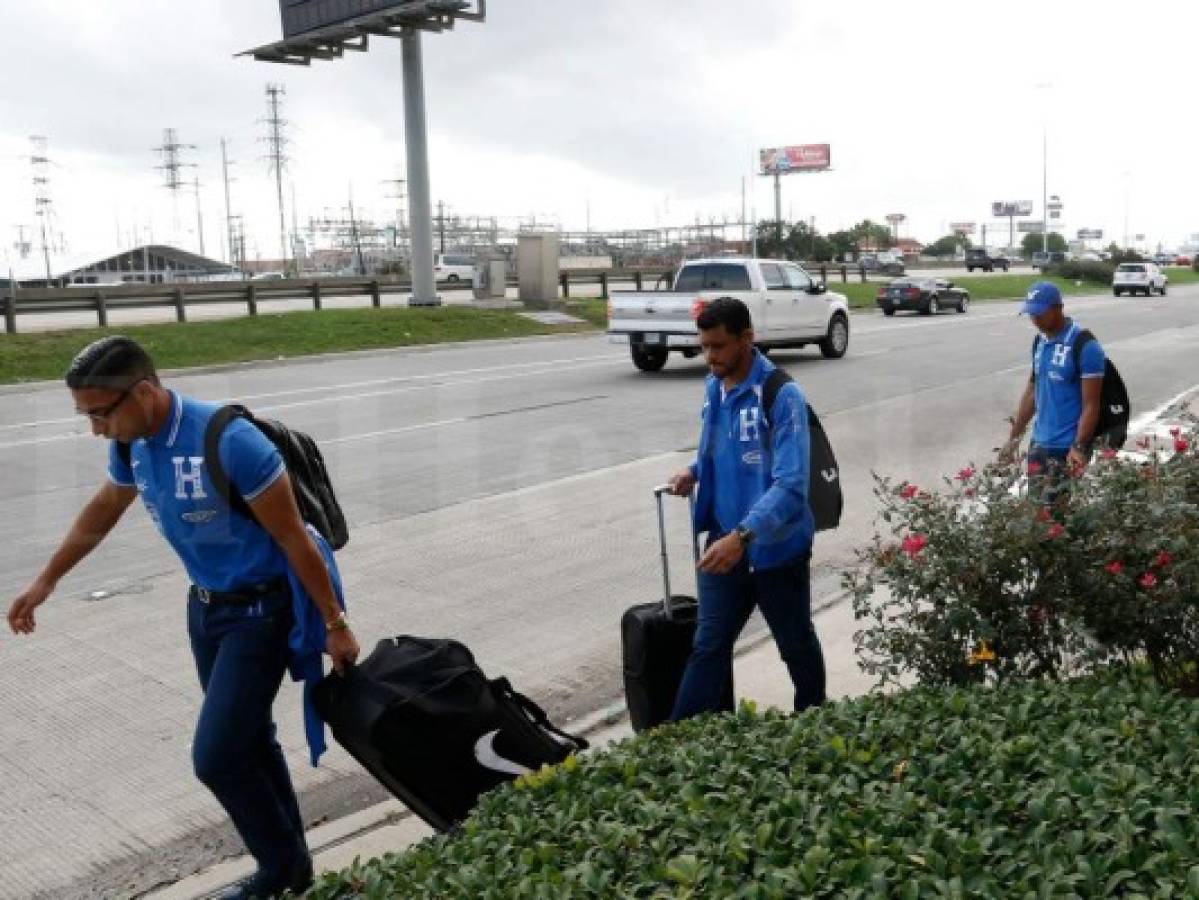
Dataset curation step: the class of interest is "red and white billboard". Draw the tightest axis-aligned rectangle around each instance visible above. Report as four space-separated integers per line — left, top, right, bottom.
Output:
760 144 831 175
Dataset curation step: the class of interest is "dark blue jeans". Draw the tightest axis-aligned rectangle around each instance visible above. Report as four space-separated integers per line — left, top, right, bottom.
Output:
1028 442 1085 506
671 552 826 720
187 587 308 879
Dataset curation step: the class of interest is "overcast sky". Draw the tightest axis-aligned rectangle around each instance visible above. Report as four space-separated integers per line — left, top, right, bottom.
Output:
3 0 1198 270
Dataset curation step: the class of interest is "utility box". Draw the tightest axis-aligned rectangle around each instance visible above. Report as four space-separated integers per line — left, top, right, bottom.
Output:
517 233 560 308
472 259 507 300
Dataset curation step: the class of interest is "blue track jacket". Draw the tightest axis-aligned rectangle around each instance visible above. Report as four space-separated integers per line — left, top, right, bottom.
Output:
689 350 814 570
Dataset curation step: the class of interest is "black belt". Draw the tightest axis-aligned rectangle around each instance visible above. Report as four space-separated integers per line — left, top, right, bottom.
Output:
193 578 288 605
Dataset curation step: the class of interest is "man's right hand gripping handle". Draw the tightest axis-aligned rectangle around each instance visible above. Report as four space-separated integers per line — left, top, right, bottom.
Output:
667 468 696 497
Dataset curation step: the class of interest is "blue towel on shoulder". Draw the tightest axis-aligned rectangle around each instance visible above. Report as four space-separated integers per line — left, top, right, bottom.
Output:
284 525 347 767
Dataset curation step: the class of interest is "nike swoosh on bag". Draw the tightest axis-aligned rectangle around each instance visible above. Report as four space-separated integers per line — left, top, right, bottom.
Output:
473 729 532 776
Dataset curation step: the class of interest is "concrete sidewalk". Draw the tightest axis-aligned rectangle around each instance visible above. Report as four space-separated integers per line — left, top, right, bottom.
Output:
147 384 1199 900
145 585 871 900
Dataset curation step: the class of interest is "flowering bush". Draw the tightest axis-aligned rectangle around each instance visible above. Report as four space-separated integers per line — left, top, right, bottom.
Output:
846 410 1199 696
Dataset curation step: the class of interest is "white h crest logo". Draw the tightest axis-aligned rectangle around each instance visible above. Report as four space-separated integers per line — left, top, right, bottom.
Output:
1051 343 1071 368
172 456 208 500
739 407 760 442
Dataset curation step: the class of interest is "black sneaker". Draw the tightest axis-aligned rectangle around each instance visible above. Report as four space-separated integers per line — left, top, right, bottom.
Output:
217 856 314 900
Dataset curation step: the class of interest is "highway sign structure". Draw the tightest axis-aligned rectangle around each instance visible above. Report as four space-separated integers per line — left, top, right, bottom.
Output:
241 1 485 306
758 144 832 243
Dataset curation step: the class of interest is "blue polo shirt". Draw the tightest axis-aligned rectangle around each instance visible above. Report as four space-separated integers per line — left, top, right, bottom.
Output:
108 391 289 591
1032 319 1106 450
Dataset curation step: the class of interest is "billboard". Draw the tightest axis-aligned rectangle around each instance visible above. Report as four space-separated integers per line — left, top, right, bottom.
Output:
280 0 420 39
992 201 1033 217
1017 220 1046 233
1077 228 1104 240
760 144 831 175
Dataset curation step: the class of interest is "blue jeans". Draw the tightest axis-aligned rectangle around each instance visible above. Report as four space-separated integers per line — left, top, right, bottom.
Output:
187 587 309 879
671 553 826 720
1028 442 1085 506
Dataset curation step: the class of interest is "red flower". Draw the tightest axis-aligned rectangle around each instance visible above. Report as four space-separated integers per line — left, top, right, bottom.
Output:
955 467 975 481
1139 572 1157 590
901 534 928 558
963 487 976 498
1035 507 1052 523
1169 426 1181 437
1136 436 1151 450
1100 448 1118 460
1105 561 1124 576
1027 461 1042 475
1045 523 1065 540
899 484 919 500
1152 551 1172 568
1174 438 1190 453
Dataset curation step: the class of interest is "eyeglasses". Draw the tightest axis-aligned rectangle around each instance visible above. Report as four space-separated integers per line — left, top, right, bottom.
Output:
79 377 146 422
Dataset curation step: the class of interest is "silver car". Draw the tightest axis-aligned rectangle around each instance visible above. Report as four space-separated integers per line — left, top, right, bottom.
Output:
1113 262 1167 297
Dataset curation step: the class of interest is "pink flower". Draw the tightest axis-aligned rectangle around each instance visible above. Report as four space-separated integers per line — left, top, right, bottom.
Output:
1045 523 1065 540
955 467 975 481
1027 461 1042 475
1100 448 1118 460
901 534 929 558
1105 561 1124 576
1152 551 1172 568
1136 436 1151 450
963 488 976 498
1035 507 1053 523
899 484 919 500
1139 572 1157 590
1174 438 1190 453
1169 426 1181 438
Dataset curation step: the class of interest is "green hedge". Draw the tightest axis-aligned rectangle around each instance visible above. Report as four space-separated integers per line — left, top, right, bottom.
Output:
305 673 1199 898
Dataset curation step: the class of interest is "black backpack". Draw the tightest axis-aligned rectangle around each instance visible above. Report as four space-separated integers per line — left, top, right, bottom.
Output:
1032 328 1130 449
762 370 842 531
120 404 350 549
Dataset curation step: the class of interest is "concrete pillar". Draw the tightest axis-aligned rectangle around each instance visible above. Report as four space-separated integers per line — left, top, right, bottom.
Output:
402 29 439 307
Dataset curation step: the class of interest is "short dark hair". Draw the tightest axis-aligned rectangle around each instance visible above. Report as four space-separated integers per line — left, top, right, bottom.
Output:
65 336 158 391
695 296 752 335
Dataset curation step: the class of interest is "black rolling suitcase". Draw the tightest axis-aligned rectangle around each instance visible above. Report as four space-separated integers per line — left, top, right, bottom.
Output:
621 486 734 732
313 635 588 832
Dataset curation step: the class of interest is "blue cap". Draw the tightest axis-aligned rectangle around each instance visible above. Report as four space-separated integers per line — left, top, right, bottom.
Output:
1020 281 1063 316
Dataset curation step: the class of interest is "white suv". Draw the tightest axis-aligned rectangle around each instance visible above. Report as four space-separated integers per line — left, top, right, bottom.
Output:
1113 262 1167 297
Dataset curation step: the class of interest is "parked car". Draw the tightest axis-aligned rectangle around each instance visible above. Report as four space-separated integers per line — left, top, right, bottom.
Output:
1175 254 1193 266
607 258 850 371
1031 250 1068 270
876 277 969 316
965 248 1010 272
434 253 476 283
859 252 905 276
1113 262 1168 296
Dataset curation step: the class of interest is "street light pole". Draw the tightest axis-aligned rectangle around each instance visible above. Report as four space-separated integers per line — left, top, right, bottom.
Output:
1042 125 1048 254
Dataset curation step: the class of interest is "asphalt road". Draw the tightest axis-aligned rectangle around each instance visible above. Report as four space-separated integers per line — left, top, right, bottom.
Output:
1 286 1197 897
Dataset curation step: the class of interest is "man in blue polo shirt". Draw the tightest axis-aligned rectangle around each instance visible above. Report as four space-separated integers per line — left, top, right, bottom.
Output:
1001 281 1105 491
6 336 359 900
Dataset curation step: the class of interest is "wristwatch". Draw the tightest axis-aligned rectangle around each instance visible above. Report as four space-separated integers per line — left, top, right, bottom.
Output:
734 525 755 548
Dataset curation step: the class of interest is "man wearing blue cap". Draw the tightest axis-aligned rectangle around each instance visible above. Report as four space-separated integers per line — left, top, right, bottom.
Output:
1000 281 1104 485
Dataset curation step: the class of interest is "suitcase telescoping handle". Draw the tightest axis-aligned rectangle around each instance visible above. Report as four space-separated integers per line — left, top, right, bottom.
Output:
652 484 699 619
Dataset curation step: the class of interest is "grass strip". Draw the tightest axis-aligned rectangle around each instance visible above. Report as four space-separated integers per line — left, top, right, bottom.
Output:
0 303 605 386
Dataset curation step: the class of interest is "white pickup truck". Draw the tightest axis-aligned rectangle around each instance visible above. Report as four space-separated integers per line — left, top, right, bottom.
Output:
607 258 851 372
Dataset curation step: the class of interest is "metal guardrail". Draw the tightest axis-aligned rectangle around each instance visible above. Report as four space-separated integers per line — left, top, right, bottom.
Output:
0 262 954 334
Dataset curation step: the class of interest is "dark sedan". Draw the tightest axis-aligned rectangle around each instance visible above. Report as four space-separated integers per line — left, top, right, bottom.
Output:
876 277 970 316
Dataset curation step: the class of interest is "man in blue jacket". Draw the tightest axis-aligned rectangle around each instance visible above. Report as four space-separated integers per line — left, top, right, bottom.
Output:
6 336 359 899
667 297 826 719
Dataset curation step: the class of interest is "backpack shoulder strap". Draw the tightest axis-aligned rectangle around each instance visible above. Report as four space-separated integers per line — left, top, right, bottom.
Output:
761 368 793 428
116 440 131 467
204 404 254 519
1071 328 1095 379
